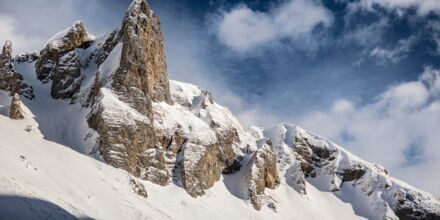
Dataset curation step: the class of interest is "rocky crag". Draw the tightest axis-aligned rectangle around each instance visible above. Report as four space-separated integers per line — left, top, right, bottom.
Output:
0 0 439 219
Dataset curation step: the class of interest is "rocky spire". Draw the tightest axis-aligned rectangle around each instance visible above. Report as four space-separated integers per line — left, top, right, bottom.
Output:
1 41 12 60
112 0 172 105
0 41 34 99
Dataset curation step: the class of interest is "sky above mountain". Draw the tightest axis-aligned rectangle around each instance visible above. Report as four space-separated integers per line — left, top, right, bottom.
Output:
1 0 440 195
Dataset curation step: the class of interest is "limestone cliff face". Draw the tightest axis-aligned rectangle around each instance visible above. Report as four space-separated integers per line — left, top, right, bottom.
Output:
113 0 172 106
87 0 242 194
87 0 173 187
0 41 34 99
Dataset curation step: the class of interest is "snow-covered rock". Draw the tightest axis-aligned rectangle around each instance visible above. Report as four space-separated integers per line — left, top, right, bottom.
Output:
35 21 94 84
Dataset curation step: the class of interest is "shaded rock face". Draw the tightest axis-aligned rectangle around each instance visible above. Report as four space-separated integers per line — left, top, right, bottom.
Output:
51 51 84 100
94 30 121 67
339 166 365 182
294 132 337 178
9 93 24 120
14 52 39 63
113 0 172 105
245 141 279 210
0 41 34 99
35 21 93 99
391 190 440 220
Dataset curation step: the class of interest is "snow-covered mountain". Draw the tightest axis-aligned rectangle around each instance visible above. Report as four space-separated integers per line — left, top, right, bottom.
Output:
0 0 439 219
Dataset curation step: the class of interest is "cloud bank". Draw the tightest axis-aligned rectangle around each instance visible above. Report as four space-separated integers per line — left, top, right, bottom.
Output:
212 0 333 52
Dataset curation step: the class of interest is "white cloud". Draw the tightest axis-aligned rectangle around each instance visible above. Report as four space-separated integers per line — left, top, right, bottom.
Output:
369 36 416 63
299 67 440 195
348 0 440 16
213 0 333 52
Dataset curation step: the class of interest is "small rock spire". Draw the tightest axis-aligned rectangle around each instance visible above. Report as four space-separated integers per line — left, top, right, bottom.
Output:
2 40 12 58
9 93 25 120
0 41 13 67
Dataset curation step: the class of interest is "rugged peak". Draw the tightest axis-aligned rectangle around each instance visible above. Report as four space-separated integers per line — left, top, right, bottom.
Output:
36 21 94 81
45 21 94 52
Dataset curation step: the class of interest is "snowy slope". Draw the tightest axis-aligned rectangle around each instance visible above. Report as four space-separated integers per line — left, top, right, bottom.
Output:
0 115 362 219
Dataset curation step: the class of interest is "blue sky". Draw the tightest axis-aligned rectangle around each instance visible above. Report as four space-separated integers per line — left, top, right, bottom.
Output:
1 0 440 195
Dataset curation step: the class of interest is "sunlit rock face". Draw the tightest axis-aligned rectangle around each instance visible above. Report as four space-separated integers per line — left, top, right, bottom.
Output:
9 93 24 120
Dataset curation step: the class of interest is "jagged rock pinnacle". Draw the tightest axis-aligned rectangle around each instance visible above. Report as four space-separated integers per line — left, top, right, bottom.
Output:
0 41 34 99
113 0 173 105
1 41 12 59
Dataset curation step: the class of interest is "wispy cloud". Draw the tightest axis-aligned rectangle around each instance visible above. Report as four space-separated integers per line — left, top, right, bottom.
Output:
211 0 333 52
369 36 416 63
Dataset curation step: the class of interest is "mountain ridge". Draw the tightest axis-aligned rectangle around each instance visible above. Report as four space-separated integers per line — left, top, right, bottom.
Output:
0 0 439 219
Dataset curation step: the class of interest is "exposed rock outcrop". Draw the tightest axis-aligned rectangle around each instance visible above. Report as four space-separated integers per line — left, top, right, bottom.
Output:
35 21 94 100
86 0 174 187
130 178 148 198
15 52 39 63
87 0 243 194
244 140 279 210
9 93 24 120
51 51 84 100
0 41 34 99
87 88 169 186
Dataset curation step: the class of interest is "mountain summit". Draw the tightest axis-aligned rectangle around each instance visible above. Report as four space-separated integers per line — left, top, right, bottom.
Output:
0 0 439 219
